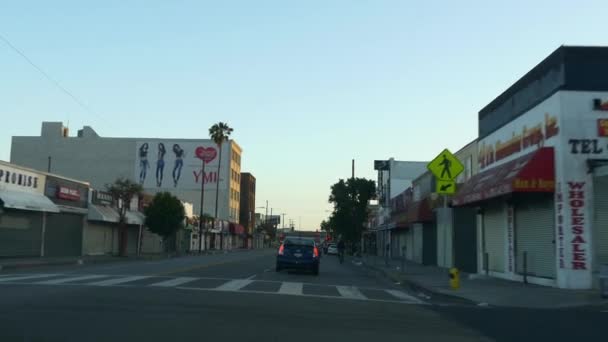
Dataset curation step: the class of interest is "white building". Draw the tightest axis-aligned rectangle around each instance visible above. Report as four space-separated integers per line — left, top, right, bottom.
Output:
11 122 243 225
453 46 608 289
373 159 427 257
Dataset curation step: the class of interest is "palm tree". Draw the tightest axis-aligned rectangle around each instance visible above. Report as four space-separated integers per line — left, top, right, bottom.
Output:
209 122 233 249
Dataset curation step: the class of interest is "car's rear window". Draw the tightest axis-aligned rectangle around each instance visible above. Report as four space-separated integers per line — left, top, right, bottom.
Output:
284 238 314 246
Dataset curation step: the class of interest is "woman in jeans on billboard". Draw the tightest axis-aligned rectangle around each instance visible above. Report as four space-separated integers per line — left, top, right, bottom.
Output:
172 144 185 187
156 143 166 187
138 143 149 185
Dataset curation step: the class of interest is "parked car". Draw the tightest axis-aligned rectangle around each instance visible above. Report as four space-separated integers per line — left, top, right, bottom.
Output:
276 237 320 275
326 243 338 255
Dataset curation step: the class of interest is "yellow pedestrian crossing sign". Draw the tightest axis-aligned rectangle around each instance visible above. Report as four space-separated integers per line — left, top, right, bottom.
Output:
436 179 456 195
427 149 464 181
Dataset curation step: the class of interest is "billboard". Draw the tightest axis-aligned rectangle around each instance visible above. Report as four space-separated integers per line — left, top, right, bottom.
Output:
267 215 281 226
135 141 228 190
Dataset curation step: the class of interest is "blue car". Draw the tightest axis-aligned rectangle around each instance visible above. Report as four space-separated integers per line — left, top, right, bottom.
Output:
276 237 320 275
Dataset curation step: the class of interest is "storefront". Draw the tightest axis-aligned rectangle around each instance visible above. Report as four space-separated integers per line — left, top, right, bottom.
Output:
0 162 59 257
44 175 90 257
86 190 119 255
454 46 608 289
229 223 245 249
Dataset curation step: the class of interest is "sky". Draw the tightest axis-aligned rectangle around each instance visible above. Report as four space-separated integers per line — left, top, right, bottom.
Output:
1 0 607 230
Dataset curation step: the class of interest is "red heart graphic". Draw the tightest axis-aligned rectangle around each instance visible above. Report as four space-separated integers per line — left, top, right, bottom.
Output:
195 147 217 163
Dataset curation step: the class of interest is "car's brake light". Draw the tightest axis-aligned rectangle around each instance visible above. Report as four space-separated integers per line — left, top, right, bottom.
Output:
313 246 319 258
278 244 284 255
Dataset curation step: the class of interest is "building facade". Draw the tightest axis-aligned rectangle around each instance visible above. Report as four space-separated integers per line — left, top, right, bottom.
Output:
11 122 242 225
239 172 256 248
0 161 56 257
453 46 608 289
373 159 428 257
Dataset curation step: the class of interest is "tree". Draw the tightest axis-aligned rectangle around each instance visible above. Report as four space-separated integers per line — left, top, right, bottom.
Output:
327 178 376 246
144 192 185 253
106 178 143 256
209 122 233 249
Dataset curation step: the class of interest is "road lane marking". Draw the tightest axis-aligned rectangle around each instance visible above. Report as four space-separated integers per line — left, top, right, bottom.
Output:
278 282 303 295
336 286 367 300
385 289 424 303
245 274 256 280
149 277 198 287
36 274 108 285
87 276 152 286
0 274 60 282
215 279 253 291
176 286 428 305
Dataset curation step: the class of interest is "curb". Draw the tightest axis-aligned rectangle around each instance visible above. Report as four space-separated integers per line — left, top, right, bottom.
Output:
361 259 476 306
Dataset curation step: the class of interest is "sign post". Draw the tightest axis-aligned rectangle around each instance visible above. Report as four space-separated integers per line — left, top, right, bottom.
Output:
427 149 465 268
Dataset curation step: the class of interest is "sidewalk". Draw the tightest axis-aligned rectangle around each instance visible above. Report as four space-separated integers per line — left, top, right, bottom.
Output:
0 248 266 271
360 254 607 309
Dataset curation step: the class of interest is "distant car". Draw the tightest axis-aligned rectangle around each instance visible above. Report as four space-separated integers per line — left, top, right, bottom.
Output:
326 243 338 255
276 237 320 275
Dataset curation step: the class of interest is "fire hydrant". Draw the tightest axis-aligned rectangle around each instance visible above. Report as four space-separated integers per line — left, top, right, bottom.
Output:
449 268 460 290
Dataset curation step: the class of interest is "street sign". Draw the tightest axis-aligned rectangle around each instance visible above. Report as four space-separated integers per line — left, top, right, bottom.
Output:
436 180 456 195
427 149 464 181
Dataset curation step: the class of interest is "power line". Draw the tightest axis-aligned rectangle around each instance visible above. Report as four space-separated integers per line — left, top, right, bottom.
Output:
0 33 100 120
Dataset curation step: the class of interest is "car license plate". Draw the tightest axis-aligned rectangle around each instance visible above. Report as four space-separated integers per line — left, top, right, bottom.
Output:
294 253 302 258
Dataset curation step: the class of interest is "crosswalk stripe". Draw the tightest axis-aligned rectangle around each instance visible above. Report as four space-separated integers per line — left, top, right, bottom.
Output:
87 276 152 286
149 277 198 287
336 286 367 300
0 274 60 282
385 289 423 303
278 282 303 295
36 275 108 285
215 279 253 291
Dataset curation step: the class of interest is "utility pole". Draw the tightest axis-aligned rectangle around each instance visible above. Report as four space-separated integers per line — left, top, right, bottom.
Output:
352 158 355 179
265 200 268 225
198 158 207 254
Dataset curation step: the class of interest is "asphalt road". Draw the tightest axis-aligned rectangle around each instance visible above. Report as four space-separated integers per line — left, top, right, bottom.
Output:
0 249 606 342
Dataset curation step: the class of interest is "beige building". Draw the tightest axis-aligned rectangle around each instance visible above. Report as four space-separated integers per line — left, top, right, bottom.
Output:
11 122 242 224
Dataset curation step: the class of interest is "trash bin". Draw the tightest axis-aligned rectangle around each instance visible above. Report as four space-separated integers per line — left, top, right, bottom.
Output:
600 264 608 298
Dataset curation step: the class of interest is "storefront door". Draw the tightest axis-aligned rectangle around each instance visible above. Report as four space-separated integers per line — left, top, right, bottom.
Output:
45 213 83 257
515 195 556 279
483 202 506 273
593 174 608 277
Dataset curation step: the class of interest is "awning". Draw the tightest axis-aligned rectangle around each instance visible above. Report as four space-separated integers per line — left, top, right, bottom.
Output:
229 223 245 235
0 190 60 213
57 205 89 215
88 204 120 223
406 199 434 223
125 210 145 225
452 147 554 206
388 212 409 230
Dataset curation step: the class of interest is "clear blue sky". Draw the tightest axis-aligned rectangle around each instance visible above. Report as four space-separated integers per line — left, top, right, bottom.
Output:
1 0 606 230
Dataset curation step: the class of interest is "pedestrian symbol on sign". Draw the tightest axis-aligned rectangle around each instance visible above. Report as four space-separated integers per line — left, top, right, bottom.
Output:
440 154 452 179
427 149 464 182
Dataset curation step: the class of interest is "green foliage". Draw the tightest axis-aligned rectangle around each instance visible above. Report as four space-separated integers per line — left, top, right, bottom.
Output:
209 122 234 146
327 178 376 243
144 192 185 239
106 177 143 223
